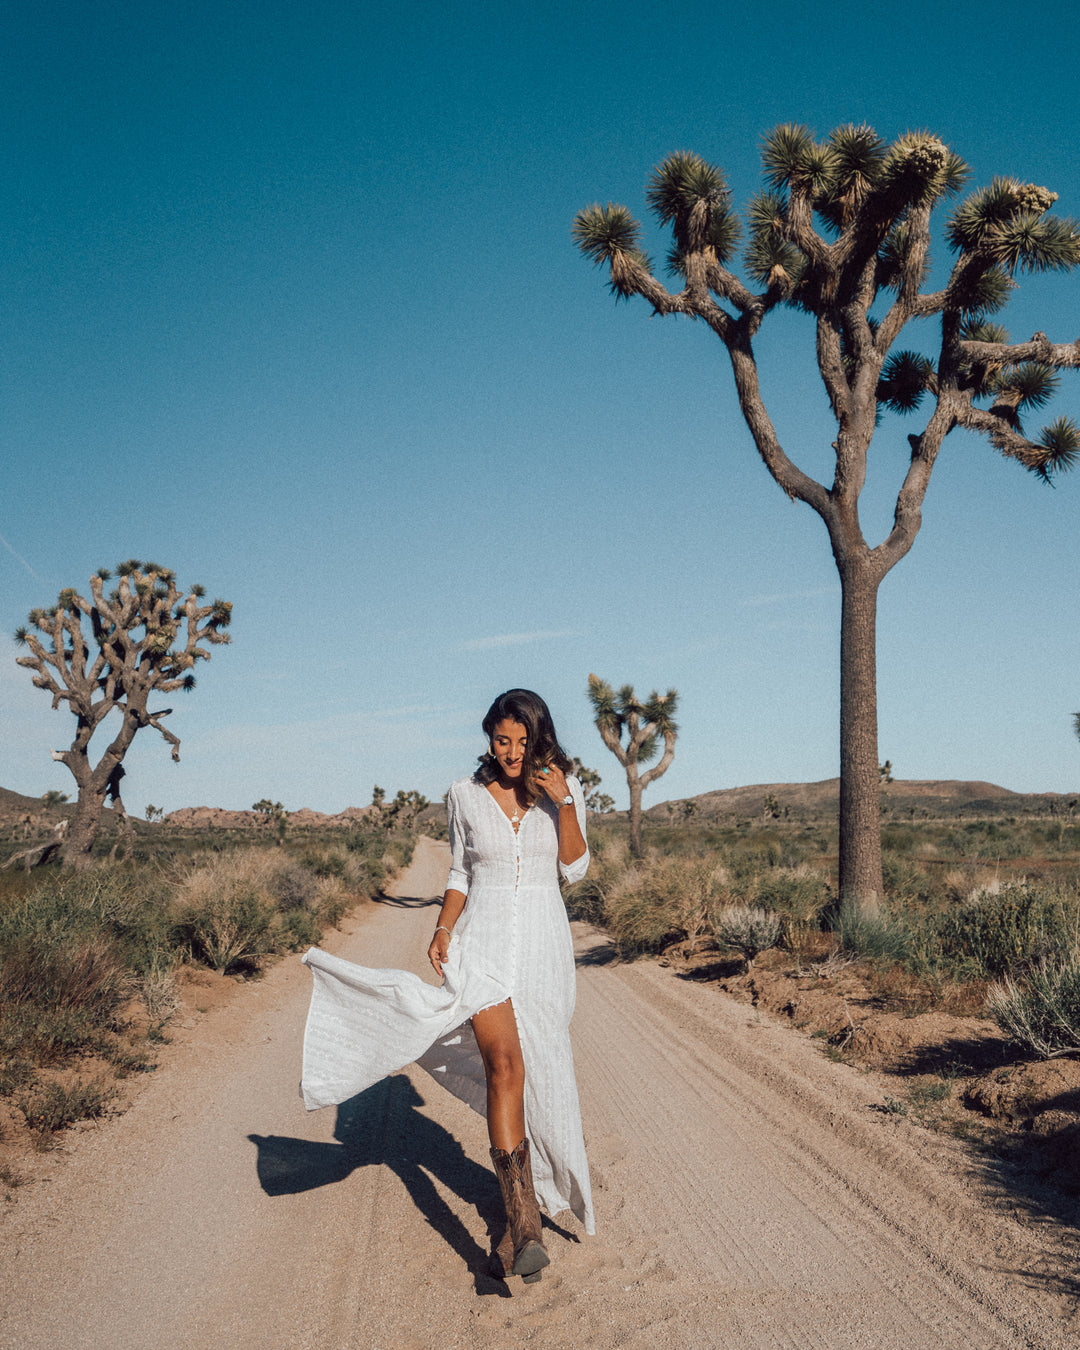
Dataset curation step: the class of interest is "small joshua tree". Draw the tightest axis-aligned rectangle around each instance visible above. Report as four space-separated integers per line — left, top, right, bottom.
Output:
40 789 69 819
15 561 232 868
570 757 615 813
588 674 678 858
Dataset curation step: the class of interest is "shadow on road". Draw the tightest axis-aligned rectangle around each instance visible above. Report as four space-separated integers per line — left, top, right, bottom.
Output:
372 891 441 909
248 1075 573 1295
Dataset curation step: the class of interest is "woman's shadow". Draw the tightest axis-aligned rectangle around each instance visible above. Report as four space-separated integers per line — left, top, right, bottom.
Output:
248 1075 573 1295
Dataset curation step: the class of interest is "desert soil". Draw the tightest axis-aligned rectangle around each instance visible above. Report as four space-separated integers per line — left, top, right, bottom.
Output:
2 836 1078 1349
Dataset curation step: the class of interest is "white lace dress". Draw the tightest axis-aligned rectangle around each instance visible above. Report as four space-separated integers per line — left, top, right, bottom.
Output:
300 774 595 1233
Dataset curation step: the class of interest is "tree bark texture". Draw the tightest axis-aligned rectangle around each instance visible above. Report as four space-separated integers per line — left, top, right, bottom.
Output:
837 562 883 911
627 777 644 860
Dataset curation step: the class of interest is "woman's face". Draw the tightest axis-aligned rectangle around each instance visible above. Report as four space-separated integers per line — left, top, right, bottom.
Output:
490 718 528 779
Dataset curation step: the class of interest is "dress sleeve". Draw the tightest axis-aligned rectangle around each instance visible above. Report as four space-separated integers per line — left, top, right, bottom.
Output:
558 775 590 884
445 783 470 896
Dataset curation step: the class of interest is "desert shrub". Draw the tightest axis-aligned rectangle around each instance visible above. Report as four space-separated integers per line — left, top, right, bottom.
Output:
136 952 181 1023
746 867 830 949
579 850 729 955
712 905 781 969
182 888 275 972
17 1076 117 1145
987 956 1080 1058
342 831 414 894
882 853 940 908
0 1060 36 1096
264 859 318 911
296 848 348 880
0 883 130 1062
831 899 914 965
279 906 321 950
929 883 1077 980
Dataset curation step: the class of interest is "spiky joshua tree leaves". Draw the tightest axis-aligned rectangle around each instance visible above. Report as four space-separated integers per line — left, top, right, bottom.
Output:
14 561 232 867
587 674 678 858
575 125 1080 910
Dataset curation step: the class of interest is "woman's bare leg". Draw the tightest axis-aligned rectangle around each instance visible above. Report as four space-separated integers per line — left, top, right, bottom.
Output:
471 999 525 1151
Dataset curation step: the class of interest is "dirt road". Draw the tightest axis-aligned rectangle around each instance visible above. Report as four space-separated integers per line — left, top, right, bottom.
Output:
1 836 1076 1348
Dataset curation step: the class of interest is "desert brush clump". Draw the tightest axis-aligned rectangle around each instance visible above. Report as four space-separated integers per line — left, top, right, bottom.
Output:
567 838 731 954
15 1076 118 1148
0 830 413 1145
987 954 1080 1058
173 846 373 971
744 866 831 951
926 882 1077 981
712 905 782 970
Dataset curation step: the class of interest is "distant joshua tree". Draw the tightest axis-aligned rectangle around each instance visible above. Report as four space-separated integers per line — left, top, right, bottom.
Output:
367 786 429 831
587 674 679 858
14 561 232 868
570 758 615 814
40 789 69 818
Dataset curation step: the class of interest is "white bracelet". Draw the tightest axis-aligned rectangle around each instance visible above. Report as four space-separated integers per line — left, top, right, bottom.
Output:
434 925 452 938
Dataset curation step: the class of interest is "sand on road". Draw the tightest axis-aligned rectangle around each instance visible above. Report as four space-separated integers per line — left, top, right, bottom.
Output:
1 835 1076 1349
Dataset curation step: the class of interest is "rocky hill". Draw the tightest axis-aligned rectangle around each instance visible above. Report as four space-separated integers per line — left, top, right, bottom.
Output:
3 778 1075 836
646 777 1076 822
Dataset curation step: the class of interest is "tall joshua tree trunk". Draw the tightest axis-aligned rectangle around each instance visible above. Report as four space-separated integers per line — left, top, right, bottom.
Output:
837 558 884 909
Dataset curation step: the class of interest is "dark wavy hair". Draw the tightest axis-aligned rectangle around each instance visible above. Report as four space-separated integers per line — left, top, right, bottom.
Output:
475 688 572 795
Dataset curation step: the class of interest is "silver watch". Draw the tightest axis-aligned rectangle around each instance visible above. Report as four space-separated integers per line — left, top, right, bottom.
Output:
558 794 574 808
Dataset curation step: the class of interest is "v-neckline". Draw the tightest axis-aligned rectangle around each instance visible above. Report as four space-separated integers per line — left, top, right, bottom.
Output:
484 782 530 833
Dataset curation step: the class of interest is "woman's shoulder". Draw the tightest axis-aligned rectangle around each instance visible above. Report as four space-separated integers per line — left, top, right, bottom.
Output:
446 775 483 801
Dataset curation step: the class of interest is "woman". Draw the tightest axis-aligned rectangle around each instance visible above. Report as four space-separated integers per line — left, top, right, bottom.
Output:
301 689 593 1282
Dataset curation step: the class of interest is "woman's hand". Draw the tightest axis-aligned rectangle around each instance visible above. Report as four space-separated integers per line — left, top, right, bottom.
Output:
428 926 452 977
531 762 570 804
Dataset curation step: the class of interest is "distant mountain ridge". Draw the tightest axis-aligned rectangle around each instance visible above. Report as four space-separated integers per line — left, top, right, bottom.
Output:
1 778 1075 832
646 777 1076 822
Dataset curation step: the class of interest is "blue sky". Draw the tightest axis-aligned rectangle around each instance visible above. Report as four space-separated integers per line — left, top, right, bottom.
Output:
2 0 1078 814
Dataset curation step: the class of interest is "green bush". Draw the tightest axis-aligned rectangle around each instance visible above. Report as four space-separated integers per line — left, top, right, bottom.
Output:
930 883 1076 980
987 956 1080 1057
831 899 914 964
747 868 830 948
16 1076 118 1145
182 887 275 972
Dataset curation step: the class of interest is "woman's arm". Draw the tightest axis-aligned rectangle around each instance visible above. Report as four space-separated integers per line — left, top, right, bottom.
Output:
428 888 466 976
531 766 588 871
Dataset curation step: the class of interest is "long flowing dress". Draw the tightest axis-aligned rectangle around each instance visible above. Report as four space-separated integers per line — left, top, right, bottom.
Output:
300 774 595 1233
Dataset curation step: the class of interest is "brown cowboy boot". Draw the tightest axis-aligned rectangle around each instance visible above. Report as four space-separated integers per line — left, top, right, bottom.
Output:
488 1221 515 1279
490 1138 549 1282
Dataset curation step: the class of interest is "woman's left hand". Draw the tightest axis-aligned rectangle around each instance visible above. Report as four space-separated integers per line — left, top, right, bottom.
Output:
531 763 570 804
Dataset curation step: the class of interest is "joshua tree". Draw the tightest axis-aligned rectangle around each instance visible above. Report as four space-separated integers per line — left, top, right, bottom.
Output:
40 789 69 818
587 674 678 858
14 561 232 867
366 786 429 831
570 758 615 813
575 125 1080 909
